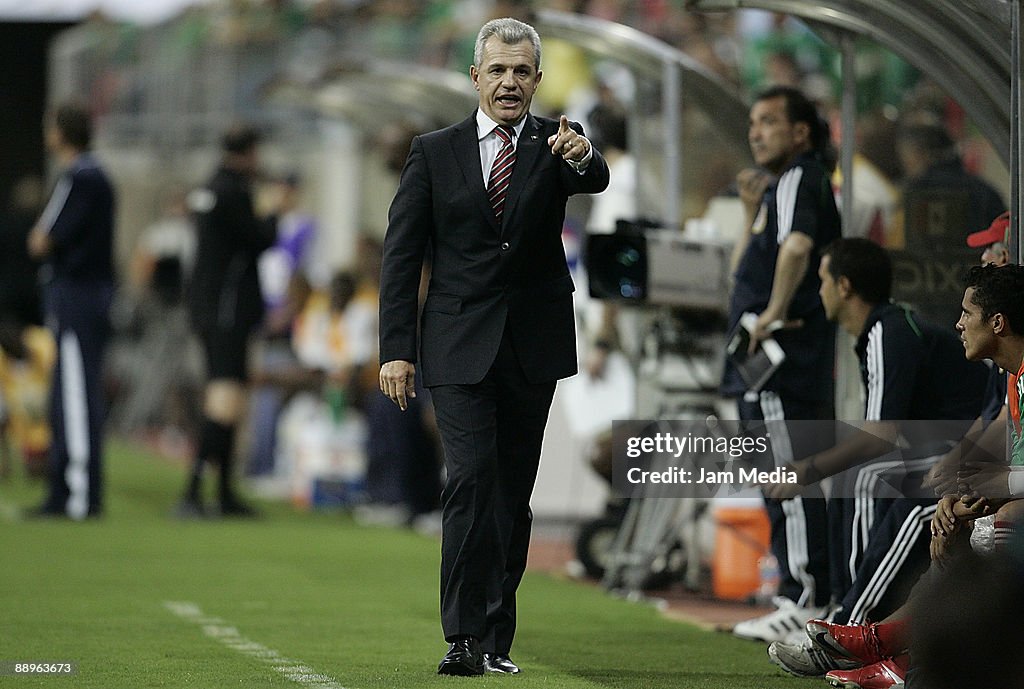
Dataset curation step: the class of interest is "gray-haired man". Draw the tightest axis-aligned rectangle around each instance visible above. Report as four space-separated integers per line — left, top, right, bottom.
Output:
378 17 609 675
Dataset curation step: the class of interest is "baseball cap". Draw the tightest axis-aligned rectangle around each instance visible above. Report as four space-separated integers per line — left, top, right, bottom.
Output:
966 211 1010 248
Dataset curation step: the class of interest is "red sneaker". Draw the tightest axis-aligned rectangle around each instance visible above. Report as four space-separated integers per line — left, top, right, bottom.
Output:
825 657 906 689
805 619 887 665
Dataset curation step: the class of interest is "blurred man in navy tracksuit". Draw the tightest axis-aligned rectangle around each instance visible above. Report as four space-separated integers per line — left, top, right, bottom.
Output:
28 102 116 520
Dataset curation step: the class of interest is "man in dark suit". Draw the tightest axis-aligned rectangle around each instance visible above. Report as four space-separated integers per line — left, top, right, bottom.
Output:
378 17 609 677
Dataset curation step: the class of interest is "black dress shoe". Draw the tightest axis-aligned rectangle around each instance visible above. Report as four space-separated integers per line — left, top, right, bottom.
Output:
437 637 483 676
483 653 520 674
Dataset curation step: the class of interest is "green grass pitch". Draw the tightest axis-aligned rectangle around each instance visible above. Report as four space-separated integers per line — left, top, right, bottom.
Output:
0 441 806 688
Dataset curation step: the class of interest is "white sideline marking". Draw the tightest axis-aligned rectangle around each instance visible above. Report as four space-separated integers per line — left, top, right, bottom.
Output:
164 601 348 688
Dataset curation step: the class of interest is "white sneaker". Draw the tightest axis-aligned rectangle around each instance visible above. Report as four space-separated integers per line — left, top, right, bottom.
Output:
767 638 860 677
732 596 827 643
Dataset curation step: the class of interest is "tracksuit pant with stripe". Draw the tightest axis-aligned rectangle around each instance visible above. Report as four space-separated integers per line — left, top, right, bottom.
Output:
740 391 832 610
41 279 113 519
829 457 938 624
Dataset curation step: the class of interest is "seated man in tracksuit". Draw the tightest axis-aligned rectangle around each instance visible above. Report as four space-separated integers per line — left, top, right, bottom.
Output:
762 238 988 678
777 262 1024 689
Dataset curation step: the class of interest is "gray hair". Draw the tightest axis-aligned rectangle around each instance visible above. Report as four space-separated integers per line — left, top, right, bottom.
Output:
473 17 542 70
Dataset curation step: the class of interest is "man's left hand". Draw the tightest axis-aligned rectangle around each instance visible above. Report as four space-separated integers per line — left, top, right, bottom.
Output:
922 454 960 497
761 463 804 500
954 490 992 518
379 360 417 412
747 311 802 355
958 461 1012 500
547 115 590 163
762 481 802 500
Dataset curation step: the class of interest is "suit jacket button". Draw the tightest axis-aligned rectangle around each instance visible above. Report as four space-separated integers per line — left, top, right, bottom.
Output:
500 242 510 251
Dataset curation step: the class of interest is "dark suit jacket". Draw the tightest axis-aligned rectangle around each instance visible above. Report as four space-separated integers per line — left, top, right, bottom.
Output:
379 111 610 387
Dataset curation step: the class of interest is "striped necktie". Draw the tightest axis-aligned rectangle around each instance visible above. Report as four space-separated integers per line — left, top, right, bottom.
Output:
487 125 516 221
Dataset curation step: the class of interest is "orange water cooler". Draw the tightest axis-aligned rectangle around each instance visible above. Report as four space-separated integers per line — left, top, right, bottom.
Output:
712 504 771 601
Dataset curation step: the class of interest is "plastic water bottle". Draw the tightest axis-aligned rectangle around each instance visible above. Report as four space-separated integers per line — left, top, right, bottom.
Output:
756 554 780 604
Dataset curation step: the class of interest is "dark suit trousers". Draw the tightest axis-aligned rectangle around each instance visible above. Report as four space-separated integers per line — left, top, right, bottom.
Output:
429 325 555 653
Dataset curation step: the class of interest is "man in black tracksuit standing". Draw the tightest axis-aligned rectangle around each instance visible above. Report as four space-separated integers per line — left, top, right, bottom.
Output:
175 125 278 517
725 86 840 642
28 102 115 520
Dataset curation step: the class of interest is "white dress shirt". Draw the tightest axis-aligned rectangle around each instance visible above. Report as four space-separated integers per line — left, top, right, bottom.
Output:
476 109 526 185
